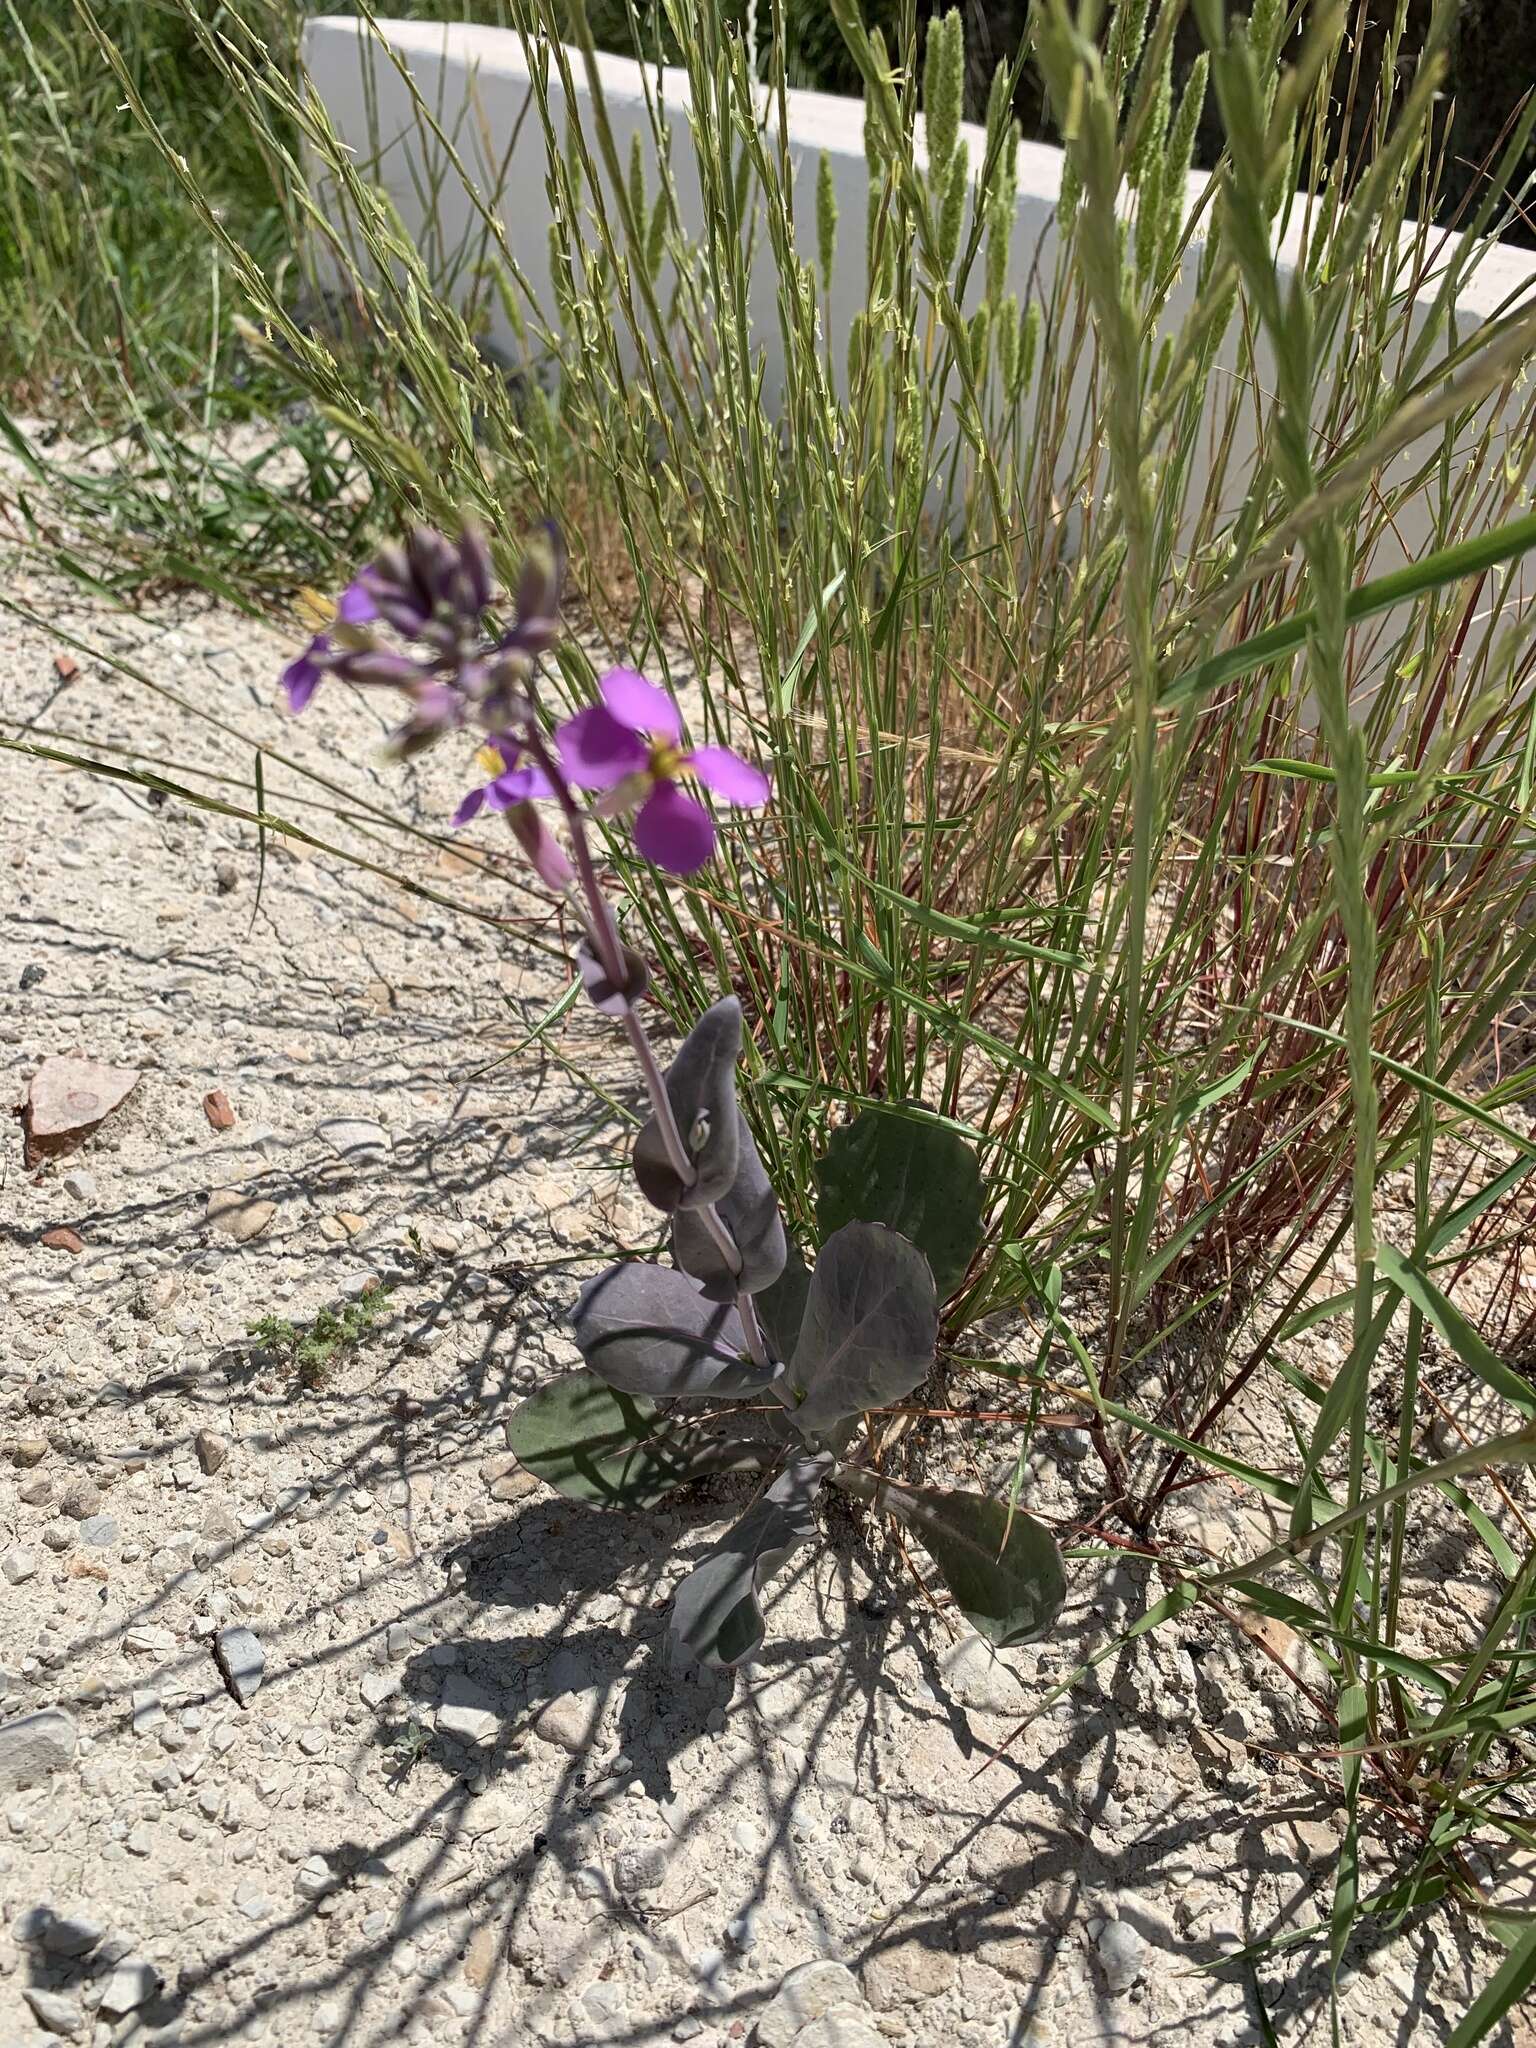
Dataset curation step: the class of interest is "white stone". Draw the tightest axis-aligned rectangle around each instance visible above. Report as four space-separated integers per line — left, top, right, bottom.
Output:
316 1116 391 1160
1094 1916 1148 1996
98 1957 161 2018
214 1626 265 1703
937 1633 1023 1714
22 1986 83 2037
436 1671 502 1747
754 1962 864 2048
2 1547 37 1584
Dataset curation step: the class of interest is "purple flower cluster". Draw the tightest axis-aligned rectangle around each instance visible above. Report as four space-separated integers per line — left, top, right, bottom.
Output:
282 524 560 757
281 521 769 877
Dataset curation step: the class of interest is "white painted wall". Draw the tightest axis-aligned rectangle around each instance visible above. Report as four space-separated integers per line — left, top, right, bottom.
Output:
303 15 1535 612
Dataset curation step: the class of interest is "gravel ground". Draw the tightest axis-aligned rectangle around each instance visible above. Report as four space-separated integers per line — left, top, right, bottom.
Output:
0 563 1524 2048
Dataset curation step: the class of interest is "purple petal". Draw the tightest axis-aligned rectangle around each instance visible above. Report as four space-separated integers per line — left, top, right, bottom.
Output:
451 787 486 828
600 667 682 741
633 783 717 874
281 636 329 714
688 746 770 808
557 705 648 789
334 576 377 627
484 764 549 813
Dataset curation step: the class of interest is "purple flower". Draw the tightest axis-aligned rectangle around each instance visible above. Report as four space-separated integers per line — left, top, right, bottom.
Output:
555 669 770 875
451 739 552 827
280 575 378 715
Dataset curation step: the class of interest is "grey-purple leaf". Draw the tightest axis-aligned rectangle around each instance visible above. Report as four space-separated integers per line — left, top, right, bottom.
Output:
506 1369 774 1511
577 936 650 1017
756 1235 812 1366
668 1454 832 1667
632 997 743 1212
570 1261 778 1401
883 1486 1065 1647
789 1222 937 1435
671 1111 786 1301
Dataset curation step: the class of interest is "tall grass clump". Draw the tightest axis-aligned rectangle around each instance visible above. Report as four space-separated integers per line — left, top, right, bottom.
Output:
15 0 1536 2027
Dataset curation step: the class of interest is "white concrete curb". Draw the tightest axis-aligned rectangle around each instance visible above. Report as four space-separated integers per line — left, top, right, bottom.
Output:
304 16 1535 598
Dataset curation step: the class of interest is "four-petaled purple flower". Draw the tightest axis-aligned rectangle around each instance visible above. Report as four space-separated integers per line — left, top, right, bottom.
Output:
451 739 552 828
556 669 770 875
280 577 377 714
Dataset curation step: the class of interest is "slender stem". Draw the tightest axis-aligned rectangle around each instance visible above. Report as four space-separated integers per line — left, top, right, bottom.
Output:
522 724 697 1186
520 718 776 1373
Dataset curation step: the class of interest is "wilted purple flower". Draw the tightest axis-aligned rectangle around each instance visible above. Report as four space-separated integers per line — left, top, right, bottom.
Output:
506 799 574 892
556 669 769 875
451 738 553 827
280 576 377 714
278 523 539 753
364 525 494 654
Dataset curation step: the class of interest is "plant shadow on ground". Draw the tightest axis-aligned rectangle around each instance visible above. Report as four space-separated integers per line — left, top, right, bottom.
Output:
10 1311 1477 2048
4 722 1502 2044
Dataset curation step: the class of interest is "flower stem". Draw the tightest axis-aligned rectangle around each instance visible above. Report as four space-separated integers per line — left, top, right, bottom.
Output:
520 720 774 1374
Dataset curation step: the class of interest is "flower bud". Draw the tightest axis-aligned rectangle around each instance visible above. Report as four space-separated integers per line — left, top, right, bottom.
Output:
457 522 495 614
332 648 428 689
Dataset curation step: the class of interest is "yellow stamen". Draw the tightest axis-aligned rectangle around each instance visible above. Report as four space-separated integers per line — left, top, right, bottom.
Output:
294 586 335 632
475 742 509 776
648 740 686 781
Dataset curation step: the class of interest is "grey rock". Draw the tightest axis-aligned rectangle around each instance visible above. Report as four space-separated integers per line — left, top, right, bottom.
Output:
98 1957 161 2019
436 1671 503 1747
194 1430 229 1475
214 1626 265 1704
22 1987 82 2037
2 1546 37 1584
1094 1916 1147 1996
360 1671 399 1708
317 1117 391 1161
22 1906 104 1959
754 1962 865 2048
77 1515 118 1547
531 1692 593 1755
613 1844 668 1896
296 1855 334 1900
57 1478 102 1521
0 1707 77 1790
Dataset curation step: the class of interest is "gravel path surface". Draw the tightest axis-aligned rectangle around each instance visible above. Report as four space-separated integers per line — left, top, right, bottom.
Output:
0 570 1518 2047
